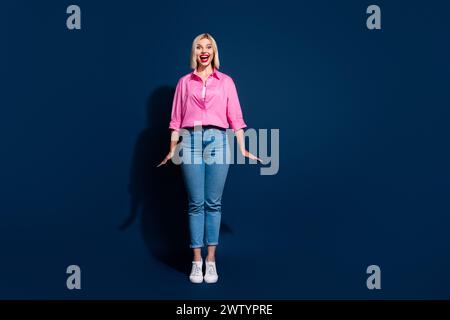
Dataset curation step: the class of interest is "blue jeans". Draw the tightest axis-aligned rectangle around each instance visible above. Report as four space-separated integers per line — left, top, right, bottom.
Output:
180 126 230 248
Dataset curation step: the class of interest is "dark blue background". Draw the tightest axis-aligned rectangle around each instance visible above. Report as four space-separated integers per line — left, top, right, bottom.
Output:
1 0 449 299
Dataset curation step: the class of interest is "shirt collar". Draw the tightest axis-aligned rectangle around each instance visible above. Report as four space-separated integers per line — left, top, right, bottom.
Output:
191 68 221 80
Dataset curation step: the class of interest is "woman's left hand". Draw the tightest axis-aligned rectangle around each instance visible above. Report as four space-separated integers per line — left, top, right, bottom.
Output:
241 150 263 163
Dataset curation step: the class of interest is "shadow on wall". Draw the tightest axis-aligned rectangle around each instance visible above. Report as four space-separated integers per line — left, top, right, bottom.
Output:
120 86 232 275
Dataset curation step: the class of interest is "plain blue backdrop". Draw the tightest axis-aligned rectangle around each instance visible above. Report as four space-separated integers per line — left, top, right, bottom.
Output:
1 0 450 299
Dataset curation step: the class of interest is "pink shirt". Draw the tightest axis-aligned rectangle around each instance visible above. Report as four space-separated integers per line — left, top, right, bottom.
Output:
169 69 247 132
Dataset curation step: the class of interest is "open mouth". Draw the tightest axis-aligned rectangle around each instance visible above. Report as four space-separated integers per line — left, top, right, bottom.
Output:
199 54 210 63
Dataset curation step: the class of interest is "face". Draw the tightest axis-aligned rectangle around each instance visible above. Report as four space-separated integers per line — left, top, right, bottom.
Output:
195 38 214 68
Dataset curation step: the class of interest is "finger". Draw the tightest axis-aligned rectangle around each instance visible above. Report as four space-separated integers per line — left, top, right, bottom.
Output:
157 160 166 167
252 155 262 163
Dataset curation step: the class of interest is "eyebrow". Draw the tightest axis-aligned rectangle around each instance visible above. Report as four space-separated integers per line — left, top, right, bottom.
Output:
196 44 212 46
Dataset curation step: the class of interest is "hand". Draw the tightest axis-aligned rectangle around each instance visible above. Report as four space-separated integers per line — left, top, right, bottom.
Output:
157 150 175 167
241 149 263 163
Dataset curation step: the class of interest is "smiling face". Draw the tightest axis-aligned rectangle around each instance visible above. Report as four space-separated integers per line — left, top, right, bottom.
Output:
195 38 214 69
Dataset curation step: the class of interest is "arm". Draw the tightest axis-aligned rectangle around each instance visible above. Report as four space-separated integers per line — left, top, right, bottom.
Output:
158 79 183 167
227 78 262 162
169 78 183 131
226 77 247 132
168 130 180 155
235 129 246 154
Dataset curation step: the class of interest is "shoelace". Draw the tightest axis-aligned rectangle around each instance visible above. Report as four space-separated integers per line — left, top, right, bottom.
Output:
191 263 202 276
206 263 216 275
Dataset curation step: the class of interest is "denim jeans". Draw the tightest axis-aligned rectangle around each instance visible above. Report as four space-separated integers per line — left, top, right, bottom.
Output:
180 126 230 248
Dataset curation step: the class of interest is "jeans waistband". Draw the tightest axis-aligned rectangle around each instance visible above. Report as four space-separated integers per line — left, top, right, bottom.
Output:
184 125 227 132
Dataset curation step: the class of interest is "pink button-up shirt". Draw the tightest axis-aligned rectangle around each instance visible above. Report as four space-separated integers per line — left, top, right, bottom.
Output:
169 69 247 132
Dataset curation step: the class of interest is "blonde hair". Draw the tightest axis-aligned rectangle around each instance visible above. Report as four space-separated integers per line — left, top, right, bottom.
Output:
190 33 220 70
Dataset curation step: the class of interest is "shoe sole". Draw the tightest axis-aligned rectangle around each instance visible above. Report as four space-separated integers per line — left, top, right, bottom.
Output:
190 277 204 284
204 277 218 284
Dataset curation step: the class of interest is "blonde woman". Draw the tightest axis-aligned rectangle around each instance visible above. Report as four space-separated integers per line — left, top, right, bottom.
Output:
158 33 260 283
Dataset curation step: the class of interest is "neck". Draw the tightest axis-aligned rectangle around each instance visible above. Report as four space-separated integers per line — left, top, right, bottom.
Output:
196 64 214 76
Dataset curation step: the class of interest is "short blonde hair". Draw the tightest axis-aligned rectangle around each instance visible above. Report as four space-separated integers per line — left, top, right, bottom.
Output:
190 33 220 70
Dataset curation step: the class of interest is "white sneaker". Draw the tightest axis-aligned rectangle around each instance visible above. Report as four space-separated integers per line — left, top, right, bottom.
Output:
204 260 218 283
189 259 203 283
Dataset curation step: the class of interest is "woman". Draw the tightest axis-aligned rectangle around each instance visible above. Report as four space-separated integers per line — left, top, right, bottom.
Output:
158 33 260 283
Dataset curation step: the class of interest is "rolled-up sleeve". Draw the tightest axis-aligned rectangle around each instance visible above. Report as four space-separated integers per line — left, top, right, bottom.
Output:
226 77 247 131
169 78 183 131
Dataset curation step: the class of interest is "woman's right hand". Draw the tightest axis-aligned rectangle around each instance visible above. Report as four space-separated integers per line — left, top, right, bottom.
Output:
157 150 175 167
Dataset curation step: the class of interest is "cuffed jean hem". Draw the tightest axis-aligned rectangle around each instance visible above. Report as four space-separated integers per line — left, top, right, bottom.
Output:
189 243 219 248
